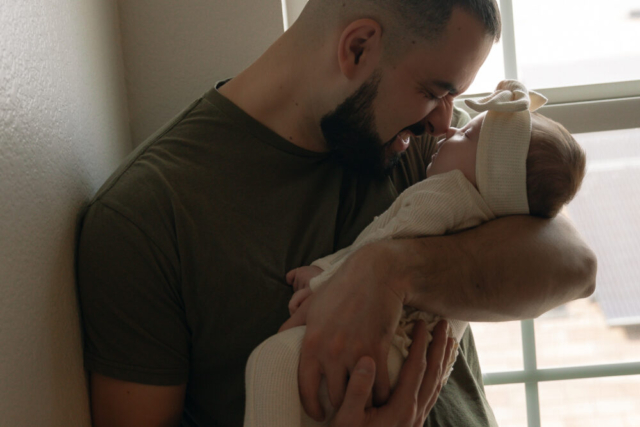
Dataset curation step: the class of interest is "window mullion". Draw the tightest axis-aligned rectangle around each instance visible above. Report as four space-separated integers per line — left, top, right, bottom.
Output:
521 319 541 427
483 360 640 385
499 0 518 80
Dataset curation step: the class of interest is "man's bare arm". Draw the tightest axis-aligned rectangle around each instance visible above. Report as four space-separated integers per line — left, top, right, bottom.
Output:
391 213 597 321
90 373 186 427
298 211 596 413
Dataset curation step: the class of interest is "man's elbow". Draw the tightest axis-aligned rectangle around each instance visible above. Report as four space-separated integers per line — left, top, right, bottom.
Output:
563 241 597 302
578 247 597 298
556 212 597 299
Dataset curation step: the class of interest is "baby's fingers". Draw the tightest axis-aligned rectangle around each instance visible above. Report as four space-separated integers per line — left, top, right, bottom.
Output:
279 294 311 332
288 289 309 315
286 268 298 288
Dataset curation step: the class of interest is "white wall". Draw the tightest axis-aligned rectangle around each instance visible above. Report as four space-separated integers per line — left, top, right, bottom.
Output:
0 1 286 424
282 0 307 29
0 1 131 425
116 0 285 145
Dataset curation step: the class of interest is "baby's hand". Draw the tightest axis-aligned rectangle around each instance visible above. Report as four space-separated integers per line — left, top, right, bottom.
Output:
288 287 312 316
286 265 324 292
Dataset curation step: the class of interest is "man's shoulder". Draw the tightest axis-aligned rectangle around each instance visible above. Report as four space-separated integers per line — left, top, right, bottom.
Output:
90 96 206 205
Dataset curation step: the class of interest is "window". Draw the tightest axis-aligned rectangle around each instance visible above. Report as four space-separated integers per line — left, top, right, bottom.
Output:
474 125 640 427
467 2 640 425
282 2 640 426
461 0 640 135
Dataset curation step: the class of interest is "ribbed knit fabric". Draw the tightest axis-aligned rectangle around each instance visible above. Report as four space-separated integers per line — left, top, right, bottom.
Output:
245 326 406 427
244 170 495 427
465 79 547 216
245 327 329 427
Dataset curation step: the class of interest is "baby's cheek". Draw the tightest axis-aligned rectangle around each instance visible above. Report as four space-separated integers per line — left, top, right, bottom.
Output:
426 158 447 178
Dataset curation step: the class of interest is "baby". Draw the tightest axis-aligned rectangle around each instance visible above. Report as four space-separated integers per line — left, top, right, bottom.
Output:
244 80 586 427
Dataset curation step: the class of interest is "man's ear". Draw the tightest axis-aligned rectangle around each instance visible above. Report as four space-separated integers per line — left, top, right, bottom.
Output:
337 19 383 80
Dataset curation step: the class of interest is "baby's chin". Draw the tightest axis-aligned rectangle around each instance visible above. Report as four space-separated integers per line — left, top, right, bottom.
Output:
426 160 438 178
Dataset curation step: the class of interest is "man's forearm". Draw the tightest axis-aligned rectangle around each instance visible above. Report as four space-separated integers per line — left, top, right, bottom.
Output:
380 213 597 322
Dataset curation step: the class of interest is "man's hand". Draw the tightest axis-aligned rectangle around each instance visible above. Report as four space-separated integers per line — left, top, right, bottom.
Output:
297 244 417 420
331 320 456 427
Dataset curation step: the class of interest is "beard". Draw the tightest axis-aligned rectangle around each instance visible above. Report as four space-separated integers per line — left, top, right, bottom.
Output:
320 70 401 179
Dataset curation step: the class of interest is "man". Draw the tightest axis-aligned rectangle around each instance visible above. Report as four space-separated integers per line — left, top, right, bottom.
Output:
77 0 596 426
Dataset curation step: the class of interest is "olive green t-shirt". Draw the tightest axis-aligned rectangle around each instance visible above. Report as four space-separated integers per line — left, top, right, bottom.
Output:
77 82 498 427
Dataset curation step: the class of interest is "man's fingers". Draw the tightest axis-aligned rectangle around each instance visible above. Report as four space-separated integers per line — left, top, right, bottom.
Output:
372 349 391 406
299 357 325 422
441 337 459 388
334 357 376 425
325 365 348 409
441 337 455 379
418 320 449 409
388 319 428 407
449 338 459 368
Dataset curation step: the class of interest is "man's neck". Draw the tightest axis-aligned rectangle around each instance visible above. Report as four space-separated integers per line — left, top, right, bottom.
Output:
218 29 331 153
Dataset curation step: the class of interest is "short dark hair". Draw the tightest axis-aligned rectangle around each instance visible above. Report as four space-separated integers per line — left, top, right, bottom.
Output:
300 0 501 46
376 0 502 43
526 113 587 218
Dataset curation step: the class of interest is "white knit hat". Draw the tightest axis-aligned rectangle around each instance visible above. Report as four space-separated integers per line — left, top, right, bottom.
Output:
464 80 548 216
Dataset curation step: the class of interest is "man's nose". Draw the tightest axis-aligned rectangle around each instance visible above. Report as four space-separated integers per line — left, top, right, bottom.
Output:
424 99 454 138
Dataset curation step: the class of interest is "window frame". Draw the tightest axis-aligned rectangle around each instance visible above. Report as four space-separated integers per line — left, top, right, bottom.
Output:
457 0 640 134
482 319 640 426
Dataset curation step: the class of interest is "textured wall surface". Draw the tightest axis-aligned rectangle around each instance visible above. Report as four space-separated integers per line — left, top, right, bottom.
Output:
116 0 285 145
0 1 131 425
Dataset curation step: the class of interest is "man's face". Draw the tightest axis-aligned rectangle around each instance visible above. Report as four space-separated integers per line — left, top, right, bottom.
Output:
320 70 416 178
321 8 493 177
426 112 485 186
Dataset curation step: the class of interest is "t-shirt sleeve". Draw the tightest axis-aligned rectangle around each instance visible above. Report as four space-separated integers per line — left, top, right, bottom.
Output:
77 201 189 385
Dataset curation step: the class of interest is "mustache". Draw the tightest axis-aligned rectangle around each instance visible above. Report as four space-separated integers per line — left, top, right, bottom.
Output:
403 121 427 137
382 121 429 149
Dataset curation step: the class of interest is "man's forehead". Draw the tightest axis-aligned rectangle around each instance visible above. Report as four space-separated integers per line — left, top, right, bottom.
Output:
403 42 482 97
410 42 490 97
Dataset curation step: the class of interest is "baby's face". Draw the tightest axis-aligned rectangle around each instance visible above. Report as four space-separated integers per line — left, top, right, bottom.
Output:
426 112 485 187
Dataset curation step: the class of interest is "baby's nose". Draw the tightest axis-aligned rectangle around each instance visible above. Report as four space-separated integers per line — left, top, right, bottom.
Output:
444 127 457 140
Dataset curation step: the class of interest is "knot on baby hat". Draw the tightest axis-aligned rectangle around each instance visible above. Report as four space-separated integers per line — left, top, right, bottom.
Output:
464 80 548 216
